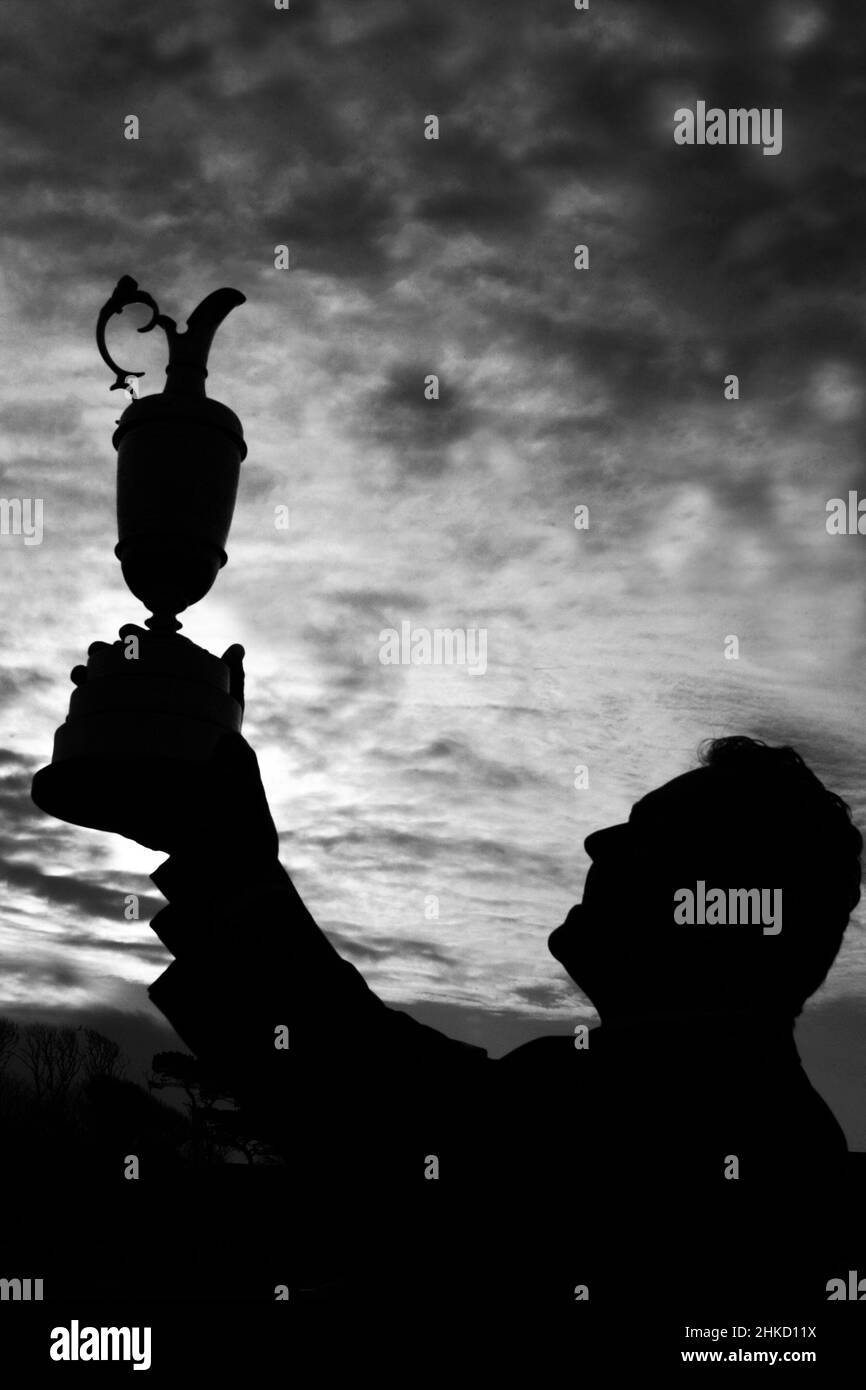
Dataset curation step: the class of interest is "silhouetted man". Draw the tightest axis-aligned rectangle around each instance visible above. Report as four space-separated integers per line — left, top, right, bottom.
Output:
105 657 865 1313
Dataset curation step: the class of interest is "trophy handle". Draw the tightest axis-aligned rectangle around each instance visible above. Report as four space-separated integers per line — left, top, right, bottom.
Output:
96 276 160 392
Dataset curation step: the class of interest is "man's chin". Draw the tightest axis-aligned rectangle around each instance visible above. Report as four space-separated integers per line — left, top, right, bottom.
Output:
548 903 586 959
547 922 568 963
549 907 603 998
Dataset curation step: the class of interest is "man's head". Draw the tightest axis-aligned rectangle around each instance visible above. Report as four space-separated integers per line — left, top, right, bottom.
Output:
548 737 862 1022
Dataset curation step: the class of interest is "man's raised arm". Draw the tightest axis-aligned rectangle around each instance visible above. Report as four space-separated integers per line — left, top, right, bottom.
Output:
144 733 487 1153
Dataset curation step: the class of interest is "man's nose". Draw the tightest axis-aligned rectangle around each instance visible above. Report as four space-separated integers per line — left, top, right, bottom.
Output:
584 823 629 860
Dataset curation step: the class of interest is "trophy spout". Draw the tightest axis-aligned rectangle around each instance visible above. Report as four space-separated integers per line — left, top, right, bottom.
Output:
164 288 246 396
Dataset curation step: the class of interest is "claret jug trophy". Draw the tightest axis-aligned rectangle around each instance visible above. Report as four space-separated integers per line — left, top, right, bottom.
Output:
31 276 248 836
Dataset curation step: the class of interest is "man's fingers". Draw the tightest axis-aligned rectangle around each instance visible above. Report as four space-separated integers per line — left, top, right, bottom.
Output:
72 642 247 703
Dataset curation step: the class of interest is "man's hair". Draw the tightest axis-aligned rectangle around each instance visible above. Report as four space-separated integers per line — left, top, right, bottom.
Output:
695 735 862 1009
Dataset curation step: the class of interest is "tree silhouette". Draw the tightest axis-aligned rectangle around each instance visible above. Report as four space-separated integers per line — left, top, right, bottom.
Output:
81 1026 126 1083
80 1072 190 1172
0 1019 255 1173
0 1018 18 1074
207 1108 277 1165
148 1049 272 1164
149 1050 235 1163
17 1023 81 1105
149 1051 202 1112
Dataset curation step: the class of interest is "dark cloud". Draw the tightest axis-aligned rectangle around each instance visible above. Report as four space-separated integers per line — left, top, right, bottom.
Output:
362 364 477 476
0 673 52 705
0 399 86 436
324 923 456 967
1 0 862 461
306 821 564 880
412 737 537 790
513 982 573 1009
0 856 159 925
0 763 59 836
61 932 170 967
0 749 36 770
263 173 395 279
0 748 159 924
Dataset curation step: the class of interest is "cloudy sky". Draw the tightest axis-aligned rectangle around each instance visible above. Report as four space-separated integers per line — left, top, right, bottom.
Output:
1 0 865 1136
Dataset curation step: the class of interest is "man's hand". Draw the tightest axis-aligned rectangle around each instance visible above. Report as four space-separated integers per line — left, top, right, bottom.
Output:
70 635 280 861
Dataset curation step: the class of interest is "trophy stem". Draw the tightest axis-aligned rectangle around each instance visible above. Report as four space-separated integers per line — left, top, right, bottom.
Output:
146 612 183 633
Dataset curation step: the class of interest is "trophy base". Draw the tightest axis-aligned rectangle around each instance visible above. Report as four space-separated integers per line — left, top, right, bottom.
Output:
31 631 243 836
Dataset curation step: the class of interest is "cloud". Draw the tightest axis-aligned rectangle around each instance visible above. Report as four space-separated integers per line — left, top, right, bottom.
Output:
361 363 477 476
324 923 456 967
0 858 158 923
